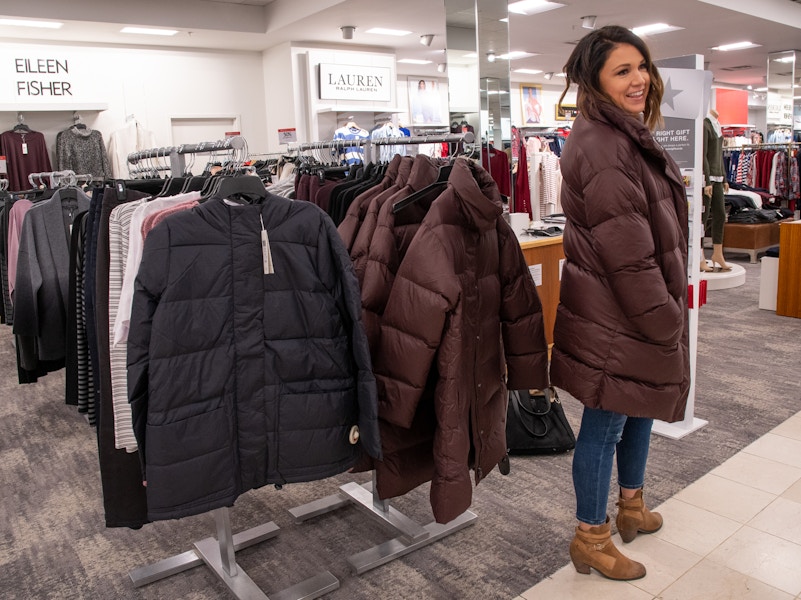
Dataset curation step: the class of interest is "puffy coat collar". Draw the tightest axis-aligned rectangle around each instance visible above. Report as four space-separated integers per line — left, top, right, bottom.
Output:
593 102 685 192
448 157 503 232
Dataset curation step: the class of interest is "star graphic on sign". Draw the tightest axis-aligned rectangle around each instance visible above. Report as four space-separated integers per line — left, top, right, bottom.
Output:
661 77 682 110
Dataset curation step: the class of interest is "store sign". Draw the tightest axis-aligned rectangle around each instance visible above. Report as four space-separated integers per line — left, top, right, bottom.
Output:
319 63 391 102
0 48 103 105
766 92 793 126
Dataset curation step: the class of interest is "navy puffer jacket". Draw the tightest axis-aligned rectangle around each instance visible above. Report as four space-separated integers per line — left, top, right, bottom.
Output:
127 193 380 521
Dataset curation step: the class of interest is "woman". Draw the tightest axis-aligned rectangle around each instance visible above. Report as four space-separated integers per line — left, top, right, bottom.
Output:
551 25 690 580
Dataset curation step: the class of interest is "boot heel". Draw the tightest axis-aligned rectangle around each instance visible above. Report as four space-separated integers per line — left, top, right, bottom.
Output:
571 557 591 575
618 527 637 543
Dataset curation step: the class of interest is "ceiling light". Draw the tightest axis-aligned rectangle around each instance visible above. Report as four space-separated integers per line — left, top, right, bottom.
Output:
514 68 543 75
581 15 597 30
340 25 356 39
631 23 683 36
508 0 566 15
0 18 63 29
420 34 434 46
120 27 178 36
499 51 538 60
711 41 761 51
544 72 554 79
500 18 509 23
365 27 411 36
754 87 768 91
463 52 478 59
554 72 567 77
773 56 795 63
487 52 496 63
437 63 447 73
397 58 432 65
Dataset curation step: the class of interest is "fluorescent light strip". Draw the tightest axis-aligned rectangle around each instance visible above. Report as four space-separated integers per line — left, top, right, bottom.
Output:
711 41 761 51
508 0 565 16
121 27 178 36
514 68 543 75
499 51 538 60
755 87 768 92
631 23 683 36
397 58 432 65
0 18 63 29
773 56 795 63
365 27 411 36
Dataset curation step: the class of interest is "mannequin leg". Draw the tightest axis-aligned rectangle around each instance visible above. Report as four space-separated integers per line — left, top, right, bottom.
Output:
708 182 730 270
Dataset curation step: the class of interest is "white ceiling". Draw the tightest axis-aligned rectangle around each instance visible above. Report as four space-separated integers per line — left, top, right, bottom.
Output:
0 0 800 89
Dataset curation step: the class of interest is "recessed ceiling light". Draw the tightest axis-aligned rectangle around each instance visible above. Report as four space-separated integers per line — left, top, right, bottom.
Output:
500 18 509 23
0 18 63 29
499 51 538 60
121 27 178 36
365 27 412 36
514 68 543 75
554 72 567 77
631 23 683 36
711 41 761 51
754 87 768 91
397 58 433 65
508 0 566 16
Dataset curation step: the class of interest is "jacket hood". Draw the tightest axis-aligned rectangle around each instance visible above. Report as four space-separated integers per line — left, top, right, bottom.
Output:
448 157 503 232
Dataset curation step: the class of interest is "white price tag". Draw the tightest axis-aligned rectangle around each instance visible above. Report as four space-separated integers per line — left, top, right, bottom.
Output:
21 143 28 155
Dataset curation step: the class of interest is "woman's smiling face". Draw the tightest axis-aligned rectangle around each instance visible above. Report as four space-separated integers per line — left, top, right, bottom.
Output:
599 42 650 116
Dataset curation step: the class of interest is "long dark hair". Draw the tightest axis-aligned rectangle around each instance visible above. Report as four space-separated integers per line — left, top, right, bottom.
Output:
558 25 664 130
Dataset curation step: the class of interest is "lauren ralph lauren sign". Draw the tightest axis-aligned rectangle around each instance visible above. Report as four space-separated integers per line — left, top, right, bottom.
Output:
319 63 392 102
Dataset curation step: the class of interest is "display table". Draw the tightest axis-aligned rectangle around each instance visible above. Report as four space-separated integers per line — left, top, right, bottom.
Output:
519 236 564 345
723 219 792 263
777 220 801 318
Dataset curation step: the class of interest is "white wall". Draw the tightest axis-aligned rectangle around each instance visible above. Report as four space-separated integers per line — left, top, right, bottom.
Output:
0 41 268 170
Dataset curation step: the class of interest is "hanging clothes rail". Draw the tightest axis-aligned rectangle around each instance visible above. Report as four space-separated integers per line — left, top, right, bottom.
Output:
288 127 482 576
127 135 248 176
126 134 342 600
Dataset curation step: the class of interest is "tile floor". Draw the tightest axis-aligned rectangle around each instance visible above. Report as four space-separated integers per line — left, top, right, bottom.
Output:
515 410 801 600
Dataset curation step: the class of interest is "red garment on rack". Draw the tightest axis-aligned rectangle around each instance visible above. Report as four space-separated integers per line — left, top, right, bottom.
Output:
513 142 532 219
481 144 510 196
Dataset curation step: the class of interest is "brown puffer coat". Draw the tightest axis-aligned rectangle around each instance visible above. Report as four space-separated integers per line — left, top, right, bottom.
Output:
550 102 690 422
374 157 549 524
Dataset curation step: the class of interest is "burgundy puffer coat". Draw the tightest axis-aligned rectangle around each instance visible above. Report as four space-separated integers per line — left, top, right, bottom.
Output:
374 158 549 524
550 102 690 422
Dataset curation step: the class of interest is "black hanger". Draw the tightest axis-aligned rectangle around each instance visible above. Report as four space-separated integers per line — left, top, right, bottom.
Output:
12 122 32 134
392 164 452 214
213 175 269 204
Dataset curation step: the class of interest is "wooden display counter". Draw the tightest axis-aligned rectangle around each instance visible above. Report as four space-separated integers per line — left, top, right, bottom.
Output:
723 219 792 263
777 220 801 318
519 236 564 344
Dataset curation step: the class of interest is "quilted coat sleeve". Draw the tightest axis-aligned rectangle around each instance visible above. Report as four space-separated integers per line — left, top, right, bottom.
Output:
319 216 382 459
373 224 456 429
497 221 549 390
582 162 683 344
126 221 170 481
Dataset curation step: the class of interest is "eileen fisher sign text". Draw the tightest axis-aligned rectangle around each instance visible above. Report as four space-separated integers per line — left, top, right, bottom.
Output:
14 57 73 96
319 63 392 102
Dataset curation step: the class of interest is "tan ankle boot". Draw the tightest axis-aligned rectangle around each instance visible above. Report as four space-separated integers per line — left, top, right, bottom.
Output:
569 518 646 580
616 489 663 543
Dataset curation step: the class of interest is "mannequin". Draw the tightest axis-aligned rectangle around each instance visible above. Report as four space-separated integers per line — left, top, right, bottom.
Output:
702 108 730 271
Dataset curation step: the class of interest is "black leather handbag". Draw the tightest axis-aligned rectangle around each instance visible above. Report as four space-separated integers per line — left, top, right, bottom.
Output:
506 387 575 455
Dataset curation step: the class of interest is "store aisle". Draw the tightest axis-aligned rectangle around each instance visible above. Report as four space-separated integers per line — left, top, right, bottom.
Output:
515 409 801 600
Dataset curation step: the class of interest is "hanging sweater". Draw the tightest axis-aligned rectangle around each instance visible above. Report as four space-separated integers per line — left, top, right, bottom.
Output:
56 128 111 179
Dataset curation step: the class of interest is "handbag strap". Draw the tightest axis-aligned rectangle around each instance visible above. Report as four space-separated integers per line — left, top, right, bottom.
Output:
510 390 549 439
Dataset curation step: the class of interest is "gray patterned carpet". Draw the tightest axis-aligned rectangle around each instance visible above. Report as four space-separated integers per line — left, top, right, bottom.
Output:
2 255 800 600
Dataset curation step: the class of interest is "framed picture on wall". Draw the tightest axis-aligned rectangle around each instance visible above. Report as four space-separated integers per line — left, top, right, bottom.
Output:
520 84 543 124
555 103 578 121
407 77 448 126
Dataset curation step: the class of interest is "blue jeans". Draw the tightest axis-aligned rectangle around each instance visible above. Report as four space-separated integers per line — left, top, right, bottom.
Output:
572 406 654 525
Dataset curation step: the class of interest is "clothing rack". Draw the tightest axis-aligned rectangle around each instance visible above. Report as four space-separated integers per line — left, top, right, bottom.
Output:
288 127 481 576
127 135 248 176
27 170 91 189
126 132 339 597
